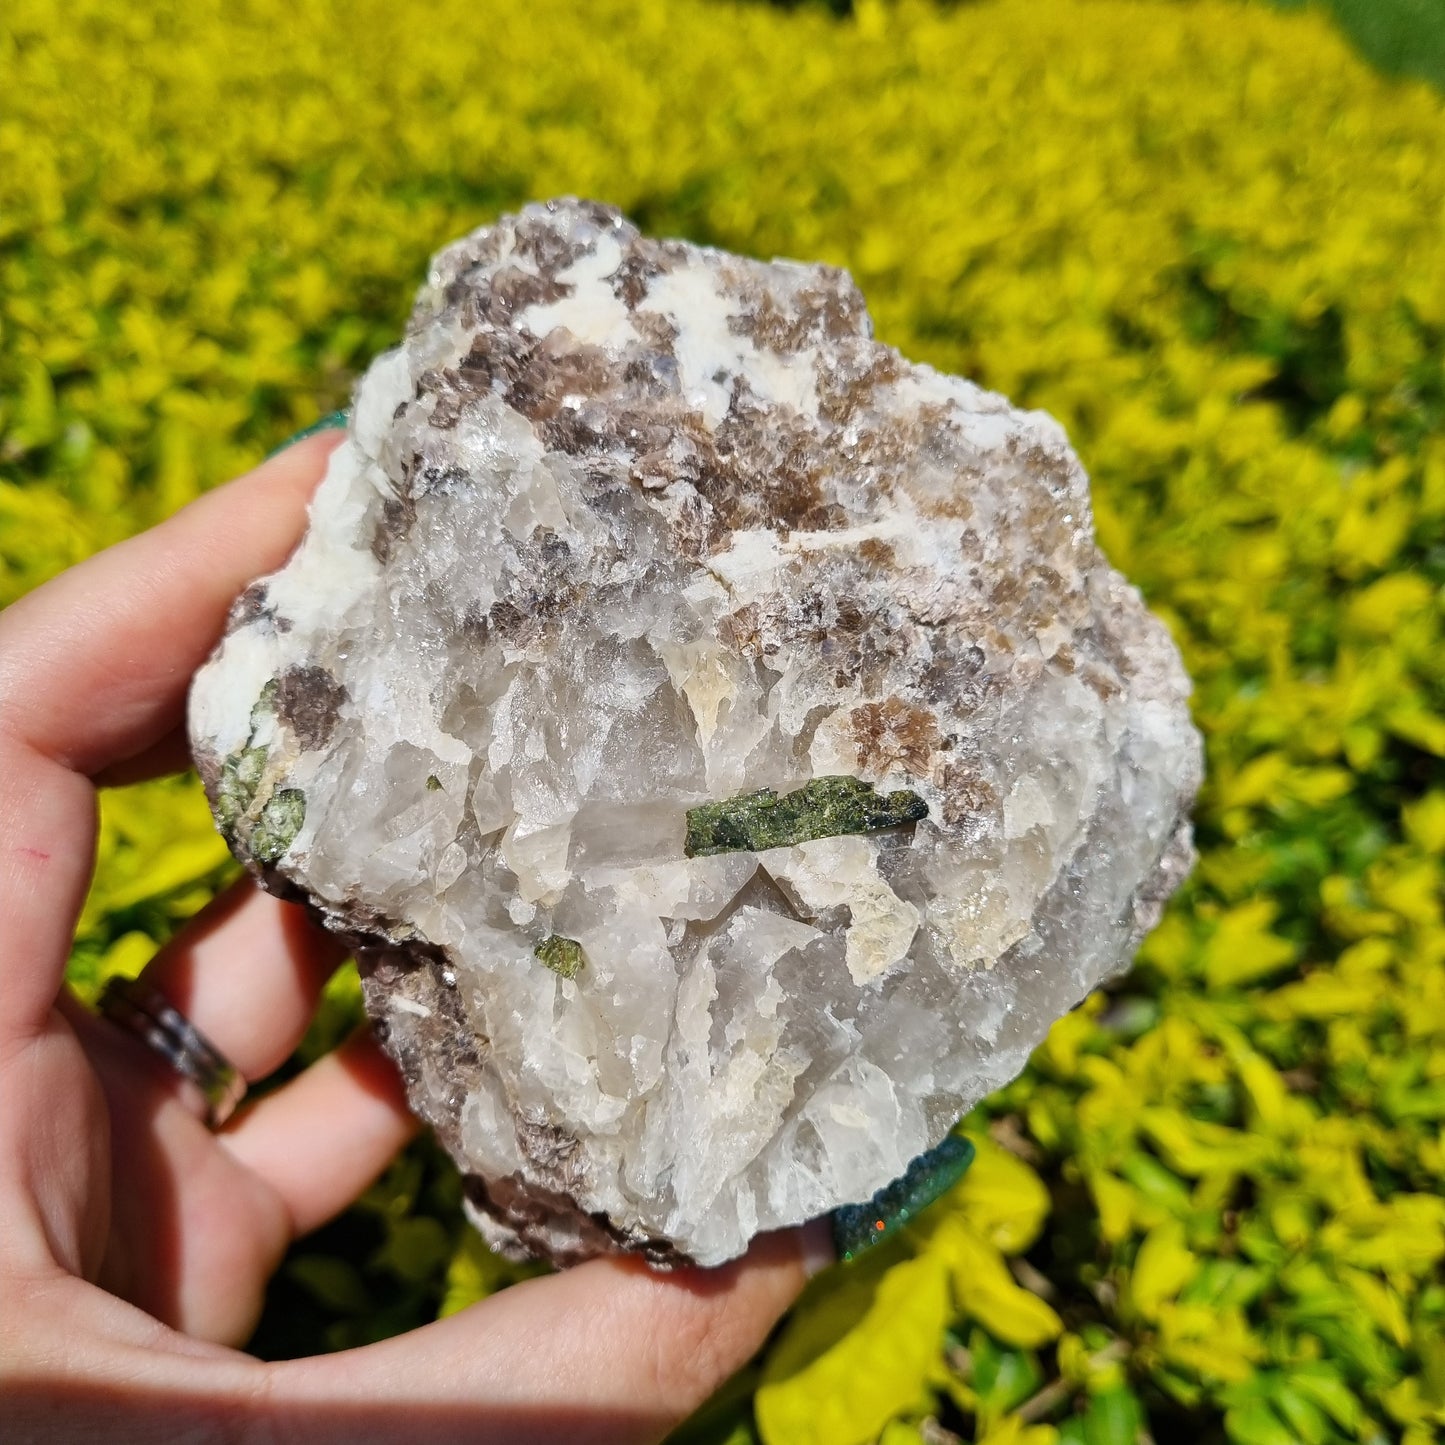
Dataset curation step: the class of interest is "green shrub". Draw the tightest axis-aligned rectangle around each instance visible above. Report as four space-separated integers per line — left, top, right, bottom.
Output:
1278 0 1445 91
4 0 1444 1439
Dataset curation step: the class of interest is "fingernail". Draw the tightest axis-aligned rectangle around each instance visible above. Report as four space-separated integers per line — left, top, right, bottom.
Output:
266 408 350 458
797 1216 837 1279
830 1133 976 1263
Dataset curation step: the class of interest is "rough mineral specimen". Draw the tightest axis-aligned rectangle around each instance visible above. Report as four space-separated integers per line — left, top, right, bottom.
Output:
190 198 1203 1268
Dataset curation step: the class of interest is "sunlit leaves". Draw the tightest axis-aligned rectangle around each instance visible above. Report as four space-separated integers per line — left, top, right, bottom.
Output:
11 0 1445 1439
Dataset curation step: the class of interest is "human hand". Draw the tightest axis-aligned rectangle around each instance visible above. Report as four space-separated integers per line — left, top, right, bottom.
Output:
0 430 826 1444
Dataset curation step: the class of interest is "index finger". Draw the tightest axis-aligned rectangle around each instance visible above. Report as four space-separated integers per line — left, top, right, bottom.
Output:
0 429 344 778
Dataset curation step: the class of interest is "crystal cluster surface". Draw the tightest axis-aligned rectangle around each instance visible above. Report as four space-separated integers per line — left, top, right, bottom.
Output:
190 199 1203 1267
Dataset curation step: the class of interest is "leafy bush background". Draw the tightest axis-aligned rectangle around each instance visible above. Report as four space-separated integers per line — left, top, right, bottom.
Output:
4 0 1445 1440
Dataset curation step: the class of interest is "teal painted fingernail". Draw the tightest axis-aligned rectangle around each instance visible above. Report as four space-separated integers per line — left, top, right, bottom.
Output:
267 408 350 457
831 1134 975 1263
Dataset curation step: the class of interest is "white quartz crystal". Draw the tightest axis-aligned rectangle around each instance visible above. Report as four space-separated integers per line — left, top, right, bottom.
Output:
190 199 1202 1267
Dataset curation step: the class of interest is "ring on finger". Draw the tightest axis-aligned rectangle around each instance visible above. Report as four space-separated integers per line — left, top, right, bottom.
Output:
97 975 247 1128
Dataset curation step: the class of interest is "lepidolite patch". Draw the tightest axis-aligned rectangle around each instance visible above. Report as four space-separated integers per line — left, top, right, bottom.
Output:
190 198 1202 1267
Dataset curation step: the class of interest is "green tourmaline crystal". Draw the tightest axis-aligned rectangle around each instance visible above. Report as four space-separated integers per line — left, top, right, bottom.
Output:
683 775 928 858
831 1134 976 1262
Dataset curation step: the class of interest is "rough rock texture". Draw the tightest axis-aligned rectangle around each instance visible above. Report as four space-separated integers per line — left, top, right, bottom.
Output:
189 198 1203 1268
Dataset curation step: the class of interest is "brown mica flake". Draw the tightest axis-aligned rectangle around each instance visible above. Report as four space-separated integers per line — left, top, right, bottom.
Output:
609 247 671 309
631 307 681 356
1083 616 1140 691
1019 442 1083 504
227 581 272 632
914 489 975 523
936 761 1001 830
919 643 991 711
505 338 618 425
456 326 536 394
370 493 418 566
488 264 574 321
728 292 819 356
719 603 764 657
428 229 508 318
850 696 942 775
699 401 849 541
275 665 348 751
485 572 587 649
988 571 1026 613
663 483 722 560
1081 663 1124 702
510 215 591 275
816 344 904 428
727 268 870 355
514 1118 587 1193
990 563 1075 642
424 384 467 432
486 599 545 649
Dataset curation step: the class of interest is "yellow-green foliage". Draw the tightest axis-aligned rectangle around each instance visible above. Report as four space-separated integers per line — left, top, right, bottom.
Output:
5 0 1445 1439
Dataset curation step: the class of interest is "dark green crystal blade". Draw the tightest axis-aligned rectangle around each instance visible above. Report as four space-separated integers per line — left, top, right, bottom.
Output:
684 774 928 857
830 1134 976 1263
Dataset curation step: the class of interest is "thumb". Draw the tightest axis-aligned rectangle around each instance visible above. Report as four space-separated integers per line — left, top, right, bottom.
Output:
264 1222 831 1445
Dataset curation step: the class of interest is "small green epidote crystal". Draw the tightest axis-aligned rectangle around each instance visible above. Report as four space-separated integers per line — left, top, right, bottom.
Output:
216 745 268 832
215 681 285 836
251 678 279 724
535 935 585 979
250 788 307 863
214 681 306 861
683 775 929 858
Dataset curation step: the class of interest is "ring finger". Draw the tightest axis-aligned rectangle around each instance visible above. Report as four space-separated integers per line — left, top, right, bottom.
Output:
134 874 347 1085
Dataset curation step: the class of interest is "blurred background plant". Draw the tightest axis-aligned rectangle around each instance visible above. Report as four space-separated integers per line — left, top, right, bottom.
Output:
3 0 1444 1440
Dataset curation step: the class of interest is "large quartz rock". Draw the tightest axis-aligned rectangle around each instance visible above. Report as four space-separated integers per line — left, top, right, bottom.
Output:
190 199 1202 1268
